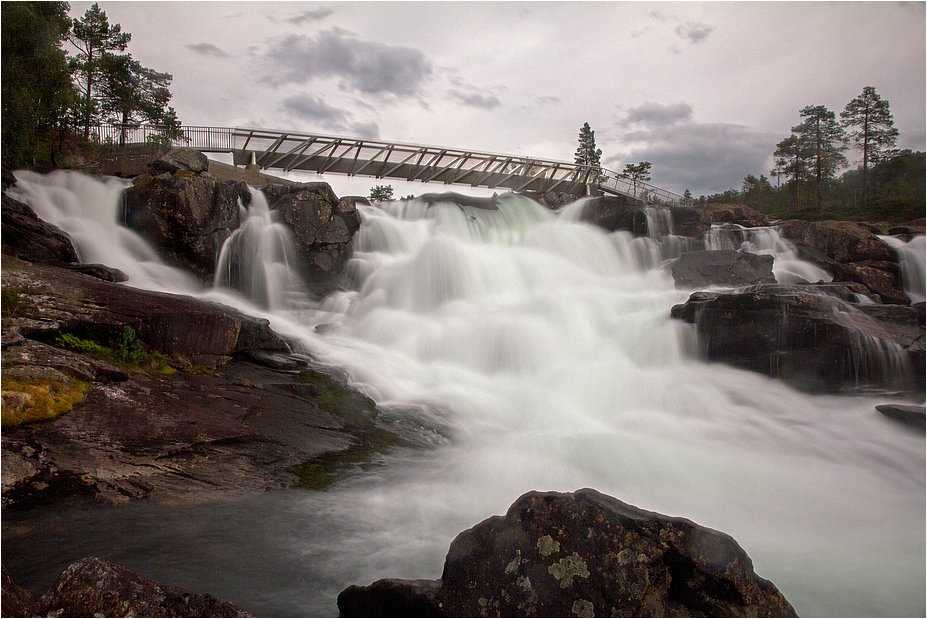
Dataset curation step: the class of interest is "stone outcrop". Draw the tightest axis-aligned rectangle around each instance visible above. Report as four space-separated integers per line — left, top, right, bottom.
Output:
2 256 287 360
150 146 210 174
671 249 776 289
1 193 79 266
3 557 251 617
338 489 797 618
670 283 924 393
690 202 770 229
779 219 906 303
265 183 362 292
876 403 926 431
123 170 249 280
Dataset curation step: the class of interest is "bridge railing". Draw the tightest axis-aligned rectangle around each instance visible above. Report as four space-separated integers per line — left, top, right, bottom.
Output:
88 124 234 150
88 123 690 205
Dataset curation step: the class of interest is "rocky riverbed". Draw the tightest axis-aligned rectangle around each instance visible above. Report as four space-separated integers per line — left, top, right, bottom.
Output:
2 150 924 616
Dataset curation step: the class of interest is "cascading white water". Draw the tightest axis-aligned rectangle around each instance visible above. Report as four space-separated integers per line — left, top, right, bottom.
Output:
705 222 833 285
880 234 927 303
3 171 924 618
214 191 310 310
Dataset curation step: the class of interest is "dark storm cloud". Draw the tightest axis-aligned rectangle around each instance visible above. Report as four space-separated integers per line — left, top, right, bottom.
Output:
624 102 693 127
608 118 776 196
675 21 715 44
260 29 433 97
187 43 230 58
286 8 334 25
448 88 501 109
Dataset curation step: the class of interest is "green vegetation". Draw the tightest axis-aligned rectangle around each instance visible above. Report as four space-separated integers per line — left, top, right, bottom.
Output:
697 87 921 223
574 122 603 182
2 1 181 171
368 184 394 202
1 374 89 427
621 161 653 198
1 288 26 320
55 326 174 374
289 427 410 490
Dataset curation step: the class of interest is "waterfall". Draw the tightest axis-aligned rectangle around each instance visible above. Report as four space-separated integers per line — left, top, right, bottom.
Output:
214 190 310 310
879 234 926 303
705 222 833 285
3 171 924 618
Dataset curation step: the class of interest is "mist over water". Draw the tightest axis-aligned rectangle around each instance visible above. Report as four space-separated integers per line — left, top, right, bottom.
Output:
4 172 924 617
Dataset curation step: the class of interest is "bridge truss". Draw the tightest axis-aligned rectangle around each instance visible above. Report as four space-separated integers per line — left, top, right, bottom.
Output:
90 124 688 206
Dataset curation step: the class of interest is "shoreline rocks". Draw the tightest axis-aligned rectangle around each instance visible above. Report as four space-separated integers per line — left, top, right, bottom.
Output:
3 559 252 618
338 488 798 618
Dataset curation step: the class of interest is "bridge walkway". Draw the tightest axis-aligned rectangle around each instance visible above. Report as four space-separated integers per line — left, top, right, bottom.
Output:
91 124 688 206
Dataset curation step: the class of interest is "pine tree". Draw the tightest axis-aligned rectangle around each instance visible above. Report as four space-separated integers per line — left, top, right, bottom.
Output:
791 105 847 210
574 122 602 181
69 3 130 138
98 53 181 144
774 134 813 211
621 161 652 198
841 87 899 208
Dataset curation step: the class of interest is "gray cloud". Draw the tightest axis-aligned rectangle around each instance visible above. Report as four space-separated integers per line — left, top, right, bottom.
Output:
261 29 433 97
624 102 693 127
186 43 230 58
675 21 715 44
448 88 501 109
286 8 333 25
608 111 777 196
280 93 379 139
282 94 348 124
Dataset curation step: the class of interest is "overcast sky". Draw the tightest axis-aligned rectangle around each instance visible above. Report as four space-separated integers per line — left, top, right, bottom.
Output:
69 1 926 199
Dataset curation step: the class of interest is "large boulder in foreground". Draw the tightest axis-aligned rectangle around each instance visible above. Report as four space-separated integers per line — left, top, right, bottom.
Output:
671 283 924 393
671 249 776 289
3 557 252 617
338 489 797 618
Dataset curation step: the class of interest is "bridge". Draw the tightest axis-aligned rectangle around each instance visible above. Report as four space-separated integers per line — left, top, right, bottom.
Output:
91 124 689 206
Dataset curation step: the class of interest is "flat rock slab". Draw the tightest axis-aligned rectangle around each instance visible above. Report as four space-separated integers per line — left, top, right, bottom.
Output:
876 404 926 431
1 356 370 505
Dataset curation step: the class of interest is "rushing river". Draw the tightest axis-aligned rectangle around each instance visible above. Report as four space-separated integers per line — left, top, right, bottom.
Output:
3 170 924 617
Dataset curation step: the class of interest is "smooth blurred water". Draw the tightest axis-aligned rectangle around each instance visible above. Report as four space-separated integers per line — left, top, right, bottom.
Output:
3 172 924 617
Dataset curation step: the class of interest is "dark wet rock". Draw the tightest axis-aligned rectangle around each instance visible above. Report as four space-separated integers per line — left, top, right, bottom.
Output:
690 202 769 229
269 183 361 291
2 565 36 618
1 193 79 266
671 249 776 289
670 283 924 393
576 194 650 234
523 191 575 209
149 147 209 174
339 489 797 618
2 256 287 358
339 579 442 618
64 262 128 282
36 557 252 617
780 220 896 264
876 403 926 431
123 171 249 279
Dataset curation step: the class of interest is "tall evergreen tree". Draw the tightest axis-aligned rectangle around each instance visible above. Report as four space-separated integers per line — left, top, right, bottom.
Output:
574 122 602 181
791 105 847 210
69 3 130 138
774 134 813 210
1 1 75 169
98 53 181 144
841 86 899 208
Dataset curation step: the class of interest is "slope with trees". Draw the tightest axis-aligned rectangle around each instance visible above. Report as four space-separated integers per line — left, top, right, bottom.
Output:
2 2 182 171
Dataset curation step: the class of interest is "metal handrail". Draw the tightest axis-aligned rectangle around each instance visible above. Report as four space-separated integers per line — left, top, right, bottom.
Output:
88 123 690 206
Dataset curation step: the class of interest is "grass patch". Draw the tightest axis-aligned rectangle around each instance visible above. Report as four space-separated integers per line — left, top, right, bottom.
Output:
54 326 174 374
1 376 89 427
